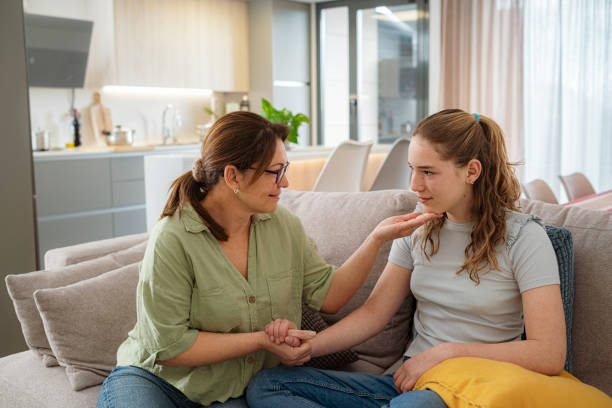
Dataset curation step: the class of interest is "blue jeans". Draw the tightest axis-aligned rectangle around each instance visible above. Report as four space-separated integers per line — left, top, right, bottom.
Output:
246 366 447 408
97 366 248 408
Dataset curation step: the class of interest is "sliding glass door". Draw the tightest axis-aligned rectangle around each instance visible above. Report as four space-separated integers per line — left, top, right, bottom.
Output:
317 0 429 146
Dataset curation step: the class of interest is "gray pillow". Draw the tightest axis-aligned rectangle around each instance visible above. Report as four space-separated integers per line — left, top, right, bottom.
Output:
33 263 139 391
280 190 418 370
5 241 146 367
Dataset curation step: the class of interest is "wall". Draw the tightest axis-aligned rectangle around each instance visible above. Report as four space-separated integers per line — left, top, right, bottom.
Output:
0 0 37 357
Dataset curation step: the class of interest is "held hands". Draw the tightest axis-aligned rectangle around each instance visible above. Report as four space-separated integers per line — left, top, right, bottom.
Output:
261 319 317 366
371 212 443 244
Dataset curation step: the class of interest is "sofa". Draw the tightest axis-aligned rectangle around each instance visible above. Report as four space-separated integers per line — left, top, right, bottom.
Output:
2 189 611 407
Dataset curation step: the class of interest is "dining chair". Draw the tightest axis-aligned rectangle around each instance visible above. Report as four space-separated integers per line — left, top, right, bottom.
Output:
558 172 596 201
312 140 373 192
369 137 412 191
521 179 559 204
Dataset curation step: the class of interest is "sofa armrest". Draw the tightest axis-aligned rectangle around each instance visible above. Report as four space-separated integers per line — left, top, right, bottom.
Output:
44 233 149 269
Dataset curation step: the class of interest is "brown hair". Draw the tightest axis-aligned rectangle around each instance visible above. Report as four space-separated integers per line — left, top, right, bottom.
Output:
161 111 289 241
414 109 521 284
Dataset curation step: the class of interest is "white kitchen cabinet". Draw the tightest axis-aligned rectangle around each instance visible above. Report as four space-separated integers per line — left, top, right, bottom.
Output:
113 0 249 91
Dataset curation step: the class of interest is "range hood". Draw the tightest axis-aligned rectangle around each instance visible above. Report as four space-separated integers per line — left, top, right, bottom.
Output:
24 13 93 88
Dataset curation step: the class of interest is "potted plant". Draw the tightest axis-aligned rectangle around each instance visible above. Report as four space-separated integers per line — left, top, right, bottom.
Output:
260 98 310 144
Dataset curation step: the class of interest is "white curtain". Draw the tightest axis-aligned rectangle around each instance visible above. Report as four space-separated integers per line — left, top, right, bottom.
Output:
523 0 612 199
438 0 524 166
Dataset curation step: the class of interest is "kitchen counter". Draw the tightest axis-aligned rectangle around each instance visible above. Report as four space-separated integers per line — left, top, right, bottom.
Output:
32 143 203 161
32 143 391 161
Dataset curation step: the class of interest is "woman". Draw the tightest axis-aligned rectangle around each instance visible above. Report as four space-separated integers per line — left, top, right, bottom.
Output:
96 111 438 408
246 109 566 408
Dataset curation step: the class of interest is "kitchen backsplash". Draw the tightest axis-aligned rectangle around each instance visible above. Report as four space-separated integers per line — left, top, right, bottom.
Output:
28 87 246 149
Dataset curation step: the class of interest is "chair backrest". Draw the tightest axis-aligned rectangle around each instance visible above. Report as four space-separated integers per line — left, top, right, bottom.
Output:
521 179 558 204
369 137 411 191
559 172 596 201
312 140 373 192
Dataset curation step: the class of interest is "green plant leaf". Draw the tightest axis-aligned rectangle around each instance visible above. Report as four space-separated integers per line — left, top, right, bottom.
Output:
259 98 310 144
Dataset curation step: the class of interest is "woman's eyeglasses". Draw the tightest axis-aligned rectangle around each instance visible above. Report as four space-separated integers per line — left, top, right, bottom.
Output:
250 162 290 184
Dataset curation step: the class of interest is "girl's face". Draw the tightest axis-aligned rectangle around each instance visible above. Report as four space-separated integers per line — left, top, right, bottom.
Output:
408 135 476 223
235 138 290 214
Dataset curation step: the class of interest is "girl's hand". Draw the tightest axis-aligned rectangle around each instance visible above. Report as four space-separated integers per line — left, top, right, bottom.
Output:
262 338 313 366
264 319 316 347
371 212 442 244
393 344 449 393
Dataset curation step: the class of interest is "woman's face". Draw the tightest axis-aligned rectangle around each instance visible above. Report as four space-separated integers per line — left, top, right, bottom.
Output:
408 135 474 222
237 138 289 214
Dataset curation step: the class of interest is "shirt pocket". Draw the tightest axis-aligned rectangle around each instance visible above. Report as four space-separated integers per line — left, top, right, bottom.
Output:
266 270 300 323
189 286 242 333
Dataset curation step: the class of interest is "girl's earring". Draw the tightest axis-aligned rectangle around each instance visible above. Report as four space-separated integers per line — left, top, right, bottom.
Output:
234 188 239 195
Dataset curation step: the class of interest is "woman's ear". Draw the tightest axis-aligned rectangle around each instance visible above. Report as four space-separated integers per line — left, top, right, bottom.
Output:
466 159 482 184
224 165 242 190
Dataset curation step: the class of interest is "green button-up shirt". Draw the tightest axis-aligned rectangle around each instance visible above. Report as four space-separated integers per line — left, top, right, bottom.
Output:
116 204 335 405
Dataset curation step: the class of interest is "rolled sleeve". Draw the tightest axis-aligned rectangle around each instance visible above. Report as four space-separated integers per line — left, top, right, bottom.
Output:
137 231 199 361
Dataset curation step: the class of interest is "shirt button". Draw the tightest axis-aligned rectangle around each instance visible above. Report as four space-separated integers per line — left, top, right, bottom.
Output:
248 296 256 304
247 357 255 364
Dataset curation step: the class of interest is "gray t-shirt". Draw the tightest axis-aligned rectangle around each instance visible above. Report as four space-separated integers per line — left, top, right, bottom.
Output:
388 211 560 357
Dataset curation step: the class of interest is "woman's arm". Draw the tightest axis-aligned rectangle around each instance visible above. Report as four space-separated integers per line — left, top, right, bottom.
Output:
158 331 312 367
312 262 413 357
319 212 439 314
393 284 566 392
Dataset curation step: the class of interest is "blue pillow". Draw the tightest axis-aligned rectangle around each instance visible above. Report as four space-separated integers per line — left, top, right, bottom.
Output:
544 225 574 372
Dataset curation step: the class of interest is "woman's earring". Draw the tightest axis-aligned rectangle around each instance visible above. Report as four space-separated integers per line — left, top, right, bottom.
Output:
234 188 239 195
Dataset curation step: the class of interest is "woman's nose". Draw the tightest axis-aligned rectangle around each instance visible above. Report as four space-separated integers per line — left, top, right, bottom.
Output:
279 172 289 188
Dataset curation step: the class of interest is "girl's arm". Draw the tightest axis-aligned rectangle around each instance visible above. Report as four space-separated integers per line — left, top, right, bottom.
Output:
393 284 566 392
313 262 413 357
319 213 439 314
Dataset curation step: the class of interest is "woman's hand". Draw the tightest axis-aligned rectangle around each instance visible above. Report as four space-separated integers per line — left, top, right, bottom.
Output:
371 212 442 244
264 319 316 347
393 344 449 393
260 334 313 366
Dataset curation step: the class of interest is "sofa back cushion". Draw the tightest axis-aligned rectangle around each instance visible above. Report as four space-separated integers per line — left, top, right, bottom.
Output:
4 241 147 367
33 263 139 391
521 199 612 395
280 189 418 369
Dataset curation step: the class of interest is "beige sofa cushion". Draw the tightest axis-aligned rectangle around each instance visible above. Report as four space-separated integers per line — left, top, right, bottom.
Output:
5 241 146 367
280 189 418 370
521 199 612 395
44 233 148 269
33 263 139 391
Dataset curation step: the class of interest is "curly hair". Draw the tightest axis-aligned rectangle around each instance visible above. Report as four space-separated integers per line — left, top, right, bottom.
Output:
414 109 521 284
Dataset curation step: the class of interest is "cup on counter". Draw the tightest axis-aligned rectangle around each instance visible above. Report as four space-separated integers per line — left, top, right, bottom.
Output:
32 129 50 151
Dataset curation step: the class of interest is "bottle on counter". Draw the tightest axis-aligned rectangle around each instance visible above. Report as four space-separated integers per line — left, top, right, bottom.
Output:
72 108 81 147
240 94 250 111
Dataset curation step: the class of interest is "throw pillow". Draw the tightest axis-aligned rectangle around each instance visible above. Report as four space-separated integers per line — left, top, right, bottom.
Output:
33 263 139 391
301 305 359 369
544 225 574 372
4 241 146 367
414 357 612 408
280 190 418 370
